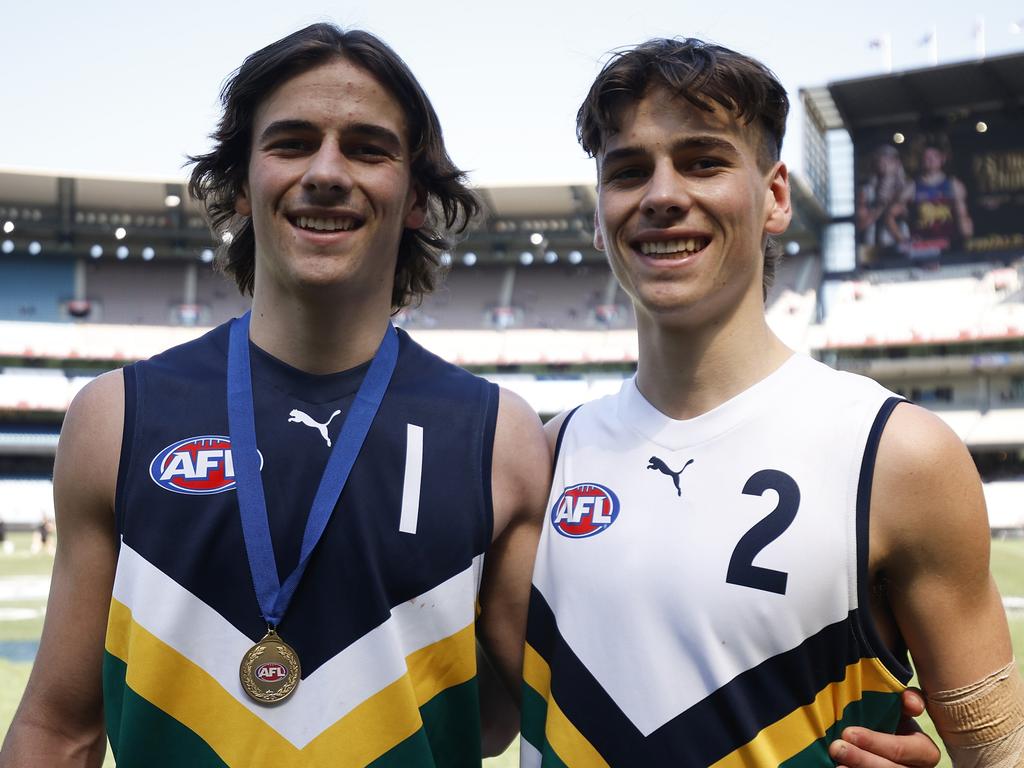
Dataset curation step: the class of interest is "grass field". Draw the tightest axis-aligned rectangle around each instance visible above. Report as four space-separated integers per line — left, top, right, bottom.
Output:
1 533 1021 768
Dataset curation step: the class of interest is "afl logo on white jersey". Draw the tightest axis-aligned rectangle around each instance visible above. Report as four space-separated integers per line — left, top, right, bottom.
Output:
149 435 263 495
550 483 620 538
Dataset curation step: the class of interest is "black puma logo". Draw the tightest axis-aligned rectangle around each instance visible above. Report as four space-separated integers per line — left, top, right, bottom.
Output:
646 456 694 497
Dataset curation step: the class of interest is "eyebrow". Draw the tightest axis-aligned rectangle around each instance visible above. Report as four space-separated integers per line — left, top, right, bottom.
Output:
257 120 404 152
601 135 740 167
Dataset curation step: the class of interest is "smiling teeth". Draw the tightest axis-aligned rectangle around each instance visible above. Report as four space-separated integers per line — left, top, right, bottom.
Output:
639 238 706 256
296 216 357 232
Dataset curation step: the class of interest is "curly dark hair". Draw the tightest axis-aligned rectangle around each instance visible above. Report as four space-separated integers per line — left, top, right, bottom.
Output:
577 38 790 295
188 23 479 310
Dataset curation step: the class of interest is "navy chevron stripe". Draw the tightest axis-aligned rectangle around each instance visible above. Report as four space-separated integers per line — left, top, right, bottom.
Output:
528 586 879 766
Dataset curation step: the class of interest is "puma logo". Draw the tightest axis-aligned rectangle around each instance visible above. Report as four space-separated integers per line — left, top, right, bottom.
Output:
646 456 694 497
288 409 342 447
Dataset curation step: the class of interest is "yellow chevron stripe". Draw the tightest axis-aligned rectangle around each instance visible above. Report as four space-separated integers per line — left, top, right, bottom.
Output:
709 658 905 768
523 643 610 768
106 599 476 766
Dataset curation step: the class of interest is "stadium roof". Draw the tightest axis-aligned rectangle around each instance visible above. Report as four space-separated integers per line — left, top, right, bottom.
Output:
806 51 1024 132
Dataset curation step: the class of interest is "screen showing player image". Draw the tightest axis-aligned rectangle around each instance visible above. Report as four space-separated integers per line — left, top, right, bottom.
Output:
854 116 1024 268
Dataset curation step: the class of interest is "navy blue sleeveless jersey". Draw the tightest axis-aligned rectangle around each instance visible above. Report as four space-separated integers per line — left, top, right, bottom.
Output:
104 320 498 767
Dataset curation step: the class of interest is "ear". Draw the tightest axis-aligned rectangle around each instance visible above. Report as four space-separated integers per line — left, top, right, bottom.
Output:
404 183 428 230
593 210 605 251
764 161 792 236
235 182 252 217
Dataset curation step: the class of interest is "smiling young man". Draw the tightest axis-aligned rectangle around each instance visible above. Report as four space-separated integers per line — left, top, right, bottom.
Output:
521 39 1023 767
0 25 546 767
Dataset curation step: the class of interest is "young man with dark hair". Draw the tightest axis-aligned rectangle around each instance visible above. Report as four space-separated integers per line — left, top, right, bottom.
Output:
0 24 547 766
522 38 1021 767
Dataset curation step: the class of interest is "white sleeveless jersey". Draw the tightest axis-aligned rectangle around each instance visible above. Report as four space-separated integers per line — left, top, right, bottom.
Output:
521 355 913 767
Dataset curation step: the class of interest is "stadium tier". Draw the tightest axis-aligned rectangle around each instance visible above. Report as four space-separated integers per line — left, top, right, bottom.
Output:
3 48 1024 535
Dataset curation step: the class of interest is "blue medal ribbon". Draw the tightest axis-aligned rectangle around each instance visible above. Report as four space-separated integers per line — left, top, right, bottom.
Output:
227 311 398 628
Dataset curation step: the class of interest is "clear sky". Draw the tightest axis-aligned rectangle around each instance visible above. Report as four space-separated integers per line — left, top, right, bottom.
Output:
2 0 1022 186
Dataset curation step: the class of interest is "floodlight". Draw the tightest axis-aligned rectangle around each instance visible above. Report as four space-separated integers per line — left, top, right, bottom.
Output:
28 241 41 255
1 240 13 254
785 241 800 256
462 252 477 266
568 250 583 264
164 194 182 208
142 246 156 261
893 132 905 144
2 221 13 234
529 232 544 246
115 227 127 240
544 250 558 264
975 121 988 133
519 251 534 266
200 248 215 263
116 246 129 260
90 245 103 258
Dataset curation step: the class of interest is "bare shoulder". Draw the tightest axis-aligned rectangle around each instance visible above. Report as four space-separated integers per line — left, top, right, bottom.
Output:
56 369 125 511
542 408 575 457
871 400 989 580
491 387 549 539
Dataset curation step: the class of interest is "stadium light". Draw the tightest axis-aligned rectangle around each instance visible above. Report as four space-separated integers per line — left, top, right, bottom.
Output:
200 248 215 263
785 241 801 256
28 241 41 255
116 245 129 260
164 194 182 208
142 246 156 261
976 121 988 133
529 232 545 246
462 252 477 266
115 227 127 240
893 132 905 144
2 221 13 234
519 251 534 266
568 250 583 265
544 250 558 264
1 240 13 254
89 244 103 258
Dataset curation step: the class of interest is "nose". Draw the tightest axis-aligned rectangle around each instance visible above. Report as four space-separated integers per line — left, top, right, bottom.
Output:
301 143 353 198
641 161 691 222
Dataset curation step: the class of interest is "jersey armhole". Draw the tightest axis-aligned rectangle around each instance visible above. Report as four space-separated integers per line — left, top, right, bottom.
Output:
855 395 914 684
551 405 583 471
479 380 500 550
114 364 138 536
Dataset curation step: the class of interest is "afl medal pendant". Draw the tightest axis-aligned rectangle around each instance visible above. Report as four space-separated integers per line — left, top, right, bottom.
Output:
239 628 301 705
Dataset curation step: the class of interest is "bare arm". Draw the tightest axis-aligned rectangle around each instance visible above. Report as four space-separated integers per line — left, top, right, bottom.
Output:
476 388 550 755
869 404 1014 749
0 371 123 767
952 178 974 239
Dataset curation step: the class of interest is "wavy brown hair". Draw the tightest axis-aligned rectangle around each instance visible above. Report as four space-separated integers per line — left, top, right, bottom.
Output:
188 23 479 310
578 38 790 295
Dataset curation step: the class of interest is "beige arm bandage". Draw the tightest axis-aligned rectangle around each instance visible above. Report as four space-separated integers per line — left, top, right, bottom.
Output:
925 658 1024 768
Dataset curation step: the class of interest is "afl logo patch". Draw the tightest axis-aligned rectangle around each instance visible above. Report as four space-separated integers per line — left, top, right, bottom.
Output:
551 483 620 538
149 435 262 495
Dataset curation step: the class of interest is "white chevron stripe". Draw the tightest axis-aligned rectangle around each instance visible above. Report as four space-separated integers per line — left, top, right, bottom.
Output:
519 737 542 768
111 540 482 748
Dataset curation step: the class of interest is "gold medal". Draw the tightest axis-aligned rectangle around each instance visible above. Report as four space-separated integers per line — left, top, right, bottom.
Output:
239 628 301 705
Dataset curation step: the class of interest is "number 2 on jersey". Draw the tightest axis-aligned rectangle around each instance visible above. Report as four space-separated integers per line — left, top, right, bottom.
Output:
726 470 800 595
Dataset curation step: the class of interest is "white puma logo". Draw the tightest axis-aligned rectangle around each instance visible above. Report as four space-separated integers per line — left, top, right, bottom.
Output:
288 408 342 447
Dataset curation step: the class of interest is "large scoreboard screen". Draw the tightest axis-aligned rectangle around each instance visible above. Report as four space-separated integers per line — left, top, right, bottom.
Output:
854 112 1024 268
